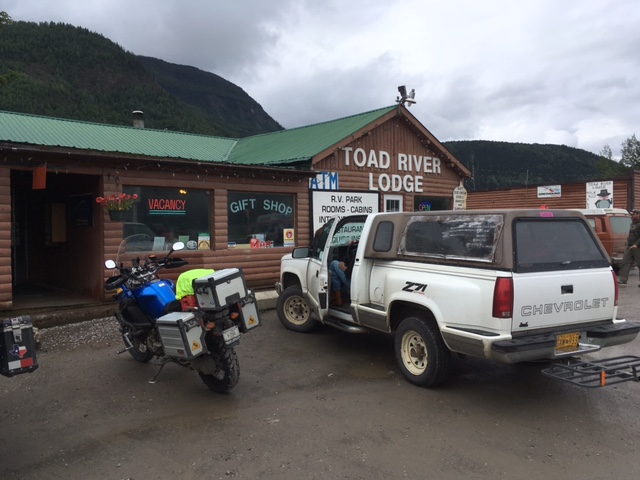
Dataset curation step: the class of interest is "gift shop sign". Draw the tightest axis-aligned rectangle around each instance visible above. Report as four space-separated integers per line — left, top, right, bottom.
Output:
343 147 442 193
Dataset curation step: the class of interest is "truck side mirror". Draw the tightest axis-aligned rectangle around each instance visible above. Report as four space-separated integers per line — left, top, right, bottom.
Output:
292 247 310 259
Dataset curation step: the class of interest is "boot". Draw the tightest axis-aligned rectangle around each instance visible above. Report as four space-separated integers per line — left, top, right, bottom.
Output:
334 290 343 307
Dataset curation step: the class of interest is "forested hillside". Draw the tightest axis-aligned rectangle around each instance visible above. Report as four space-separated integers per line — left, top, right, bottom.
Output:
137 56 281 137
444 140 629 191
0 21 282 136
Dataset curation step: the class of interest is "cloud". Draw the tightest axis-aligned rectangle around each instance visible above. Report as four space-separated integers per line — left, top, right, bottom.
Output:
4 0 640 158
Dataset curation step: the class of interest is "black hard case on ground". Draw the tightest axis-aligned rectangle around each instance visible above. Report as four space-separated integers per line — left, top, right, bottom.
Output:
1 315 39 377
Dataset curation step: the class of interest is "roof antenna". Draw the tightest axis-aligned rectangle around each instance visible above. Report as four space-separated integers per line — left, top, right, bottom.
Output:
396 86 416 107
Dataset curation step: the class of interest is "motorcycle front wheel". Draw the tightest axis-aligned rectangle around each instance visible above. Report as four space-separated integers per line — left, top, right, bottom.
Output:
199 336 240 393
122 329 154 363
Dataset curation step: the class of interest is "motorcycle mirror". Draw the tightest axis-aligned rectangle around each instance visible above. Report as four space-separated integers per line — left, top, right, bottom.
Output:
172 241 185 251
105 260 117 269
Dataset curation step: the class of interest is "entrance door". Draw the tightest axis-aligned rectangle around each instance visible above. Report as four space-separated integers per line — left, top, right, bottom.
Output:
10 170 103 299
11 180 29 286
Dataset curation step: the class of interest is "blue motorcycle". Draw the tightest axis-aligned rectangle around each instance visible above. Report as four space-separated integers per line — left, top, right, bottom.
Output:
104 234 261 393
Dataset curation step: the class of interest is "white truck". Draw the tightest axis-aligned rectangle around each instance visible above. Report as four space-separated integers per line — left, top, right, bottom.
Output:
275 210 640 388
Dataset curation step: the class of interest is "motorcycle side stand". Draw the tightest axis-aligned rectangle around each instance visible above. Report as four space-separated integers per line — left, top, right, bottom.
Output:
149 358 170 384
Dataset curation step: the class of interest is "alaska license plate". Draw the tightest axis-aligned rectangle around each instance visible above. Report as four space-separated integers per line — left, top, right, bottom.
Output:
222 325 240 345
555 332 580 352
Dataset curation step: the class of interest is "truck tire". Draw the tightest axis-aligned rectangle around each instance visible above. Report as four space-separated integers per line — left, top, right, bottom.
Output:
394 316 451 387
277 286 317 332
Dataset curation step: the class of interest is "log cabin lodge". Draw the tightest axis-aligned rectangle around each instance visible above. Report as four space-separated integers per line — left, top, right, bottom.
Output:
0 104 636 311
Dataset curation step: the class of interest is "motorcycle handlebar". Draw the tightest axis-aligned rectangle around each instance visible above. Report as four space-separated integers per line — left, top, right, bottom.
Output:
164 258 189 269
105 252 189 291
105 275 127 291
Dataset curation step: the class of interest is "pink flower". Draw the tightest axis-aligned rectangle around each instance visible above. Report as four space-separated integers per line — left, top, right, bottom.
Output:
96 193 138 211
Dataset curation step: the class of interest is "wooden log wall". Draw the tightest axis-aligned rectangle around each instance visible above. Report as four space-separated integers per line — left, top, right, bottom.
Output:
313 118 463 212
0 167 10 308
633 170 640 210
467 179 632 211
100 168 310 292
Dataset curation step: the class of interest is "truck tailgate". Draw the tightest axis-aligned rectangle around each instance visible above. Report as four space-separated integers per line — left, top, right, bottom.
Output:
511 268 616 333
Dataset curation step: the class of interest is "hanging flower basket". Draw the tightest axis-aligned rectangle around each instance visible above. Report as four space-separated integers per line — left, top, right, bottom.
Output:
96 193 138 222
108 209 133 222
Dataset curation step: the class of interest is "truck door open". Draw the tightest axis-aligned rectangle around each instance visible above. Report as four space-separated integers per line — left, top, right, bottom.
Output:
305 219 336 320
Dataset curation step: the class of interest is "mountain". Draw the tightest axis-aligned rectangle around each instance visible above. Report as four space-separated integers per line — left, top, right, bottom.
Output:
0 20 282 137
444 140 630 191
137 56 281 137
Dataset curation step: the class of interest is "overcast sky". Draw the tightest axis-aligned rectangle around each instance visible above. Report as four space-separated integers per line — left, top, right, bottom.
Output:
3 0 639 157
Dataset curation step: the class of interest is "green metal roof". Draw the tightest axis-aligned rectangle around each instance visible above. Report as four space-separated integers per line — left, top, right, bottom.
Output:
0 110 237 162
0 105 399 167
227 106 398 166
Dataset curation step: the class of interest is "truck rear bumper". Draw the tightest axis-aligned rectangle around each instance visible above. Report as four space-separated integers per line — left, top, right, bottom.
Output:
490 321 640 364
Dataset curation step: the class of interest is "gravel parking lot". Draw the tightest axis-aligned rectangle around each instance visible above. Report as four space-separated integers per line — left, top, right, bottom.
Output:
36 316 120 351
2 286 640 479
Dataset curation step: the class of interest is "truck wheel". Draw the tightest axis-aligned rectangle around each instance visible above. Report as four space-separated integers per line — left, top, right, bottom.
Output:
277 286 317 332
394 316 451 387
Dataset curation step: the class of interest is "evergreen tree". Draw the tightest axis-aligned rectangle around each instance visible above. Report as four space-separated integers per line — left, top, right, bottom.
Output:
620 134 640 168
599 144 613 160
0 11 12 26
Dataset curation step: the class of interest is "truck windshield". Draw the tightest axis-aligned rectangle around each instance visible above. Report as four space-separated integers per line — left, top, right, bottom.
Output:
514 219 610 273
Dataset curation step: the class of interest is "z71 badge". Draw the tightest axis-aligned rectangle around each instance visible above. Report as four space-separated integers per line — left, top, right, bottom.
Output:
403 282 427 293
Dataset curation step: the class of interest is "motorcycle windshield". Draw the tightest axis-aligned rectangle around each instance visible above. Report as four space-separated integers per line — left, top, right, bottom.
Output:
116 234 169 262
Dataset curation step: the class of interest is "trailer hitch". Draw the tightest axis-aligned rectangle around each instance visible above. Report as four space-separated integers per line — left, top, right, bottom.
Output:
541 355 640 388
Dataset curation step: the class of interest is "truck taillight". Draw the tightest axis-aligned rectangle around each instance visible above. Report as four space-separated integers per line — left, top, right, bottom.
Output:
612 270 619 306
493 277 513 318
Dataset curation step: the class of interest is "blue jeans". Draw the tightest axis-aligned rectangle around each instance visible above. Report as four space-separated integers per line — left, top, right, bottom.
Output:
329 260 350 293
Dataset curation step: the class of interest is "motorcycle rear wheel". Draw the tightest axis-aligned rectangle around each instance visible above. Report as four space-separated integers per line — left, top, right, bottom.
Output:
199 337 240 393
122 331 154 363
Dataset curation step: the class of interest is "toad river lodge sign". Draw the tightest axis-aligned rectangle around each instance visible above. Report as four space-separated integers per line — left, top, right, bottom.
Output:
343 147 442 193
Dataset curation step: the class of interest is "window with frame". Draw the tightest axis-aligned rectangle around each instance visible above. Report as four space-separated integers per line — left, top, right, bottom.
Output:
609 216 632 234
123 186 210 251
228 192 295 248
373 221 394 252
384 194 403 212
514 219 609 273
399 214 503 262
328 219 365 270
413 196 451 211
311 219 334 260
